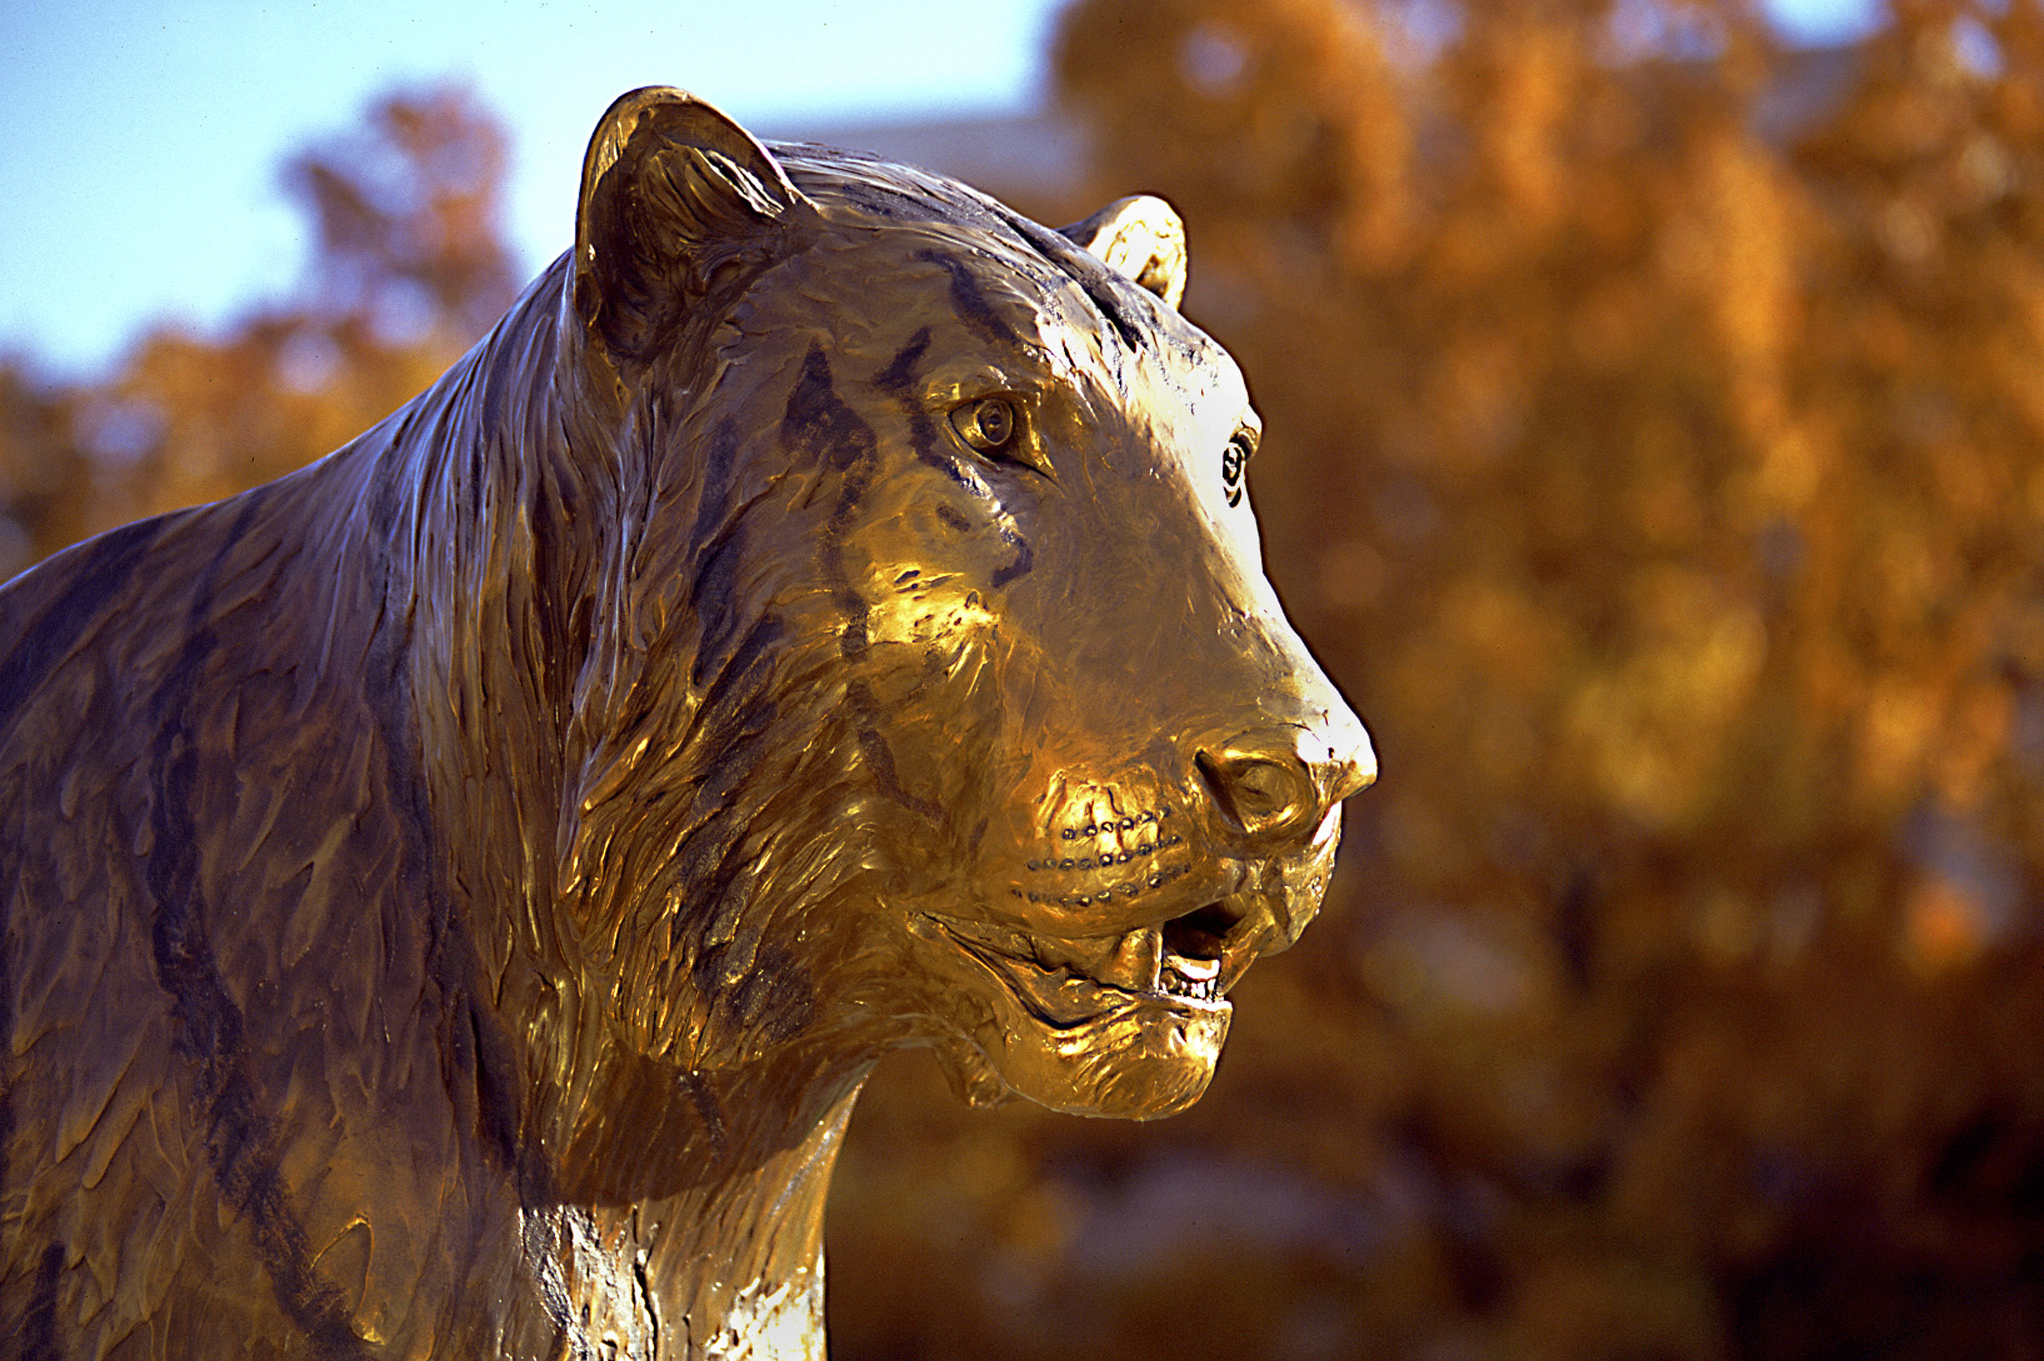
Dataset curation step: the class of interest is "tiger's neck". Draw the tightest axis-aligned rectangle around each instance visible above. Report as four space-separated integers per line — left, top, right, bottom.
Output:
472 1019 869 1359
340 267 878 1358
526 1076 861 1360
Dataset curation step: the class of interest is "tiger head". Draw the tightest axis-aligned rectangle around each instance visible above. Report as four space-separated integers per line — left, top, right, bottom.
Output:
558 89 1375 1124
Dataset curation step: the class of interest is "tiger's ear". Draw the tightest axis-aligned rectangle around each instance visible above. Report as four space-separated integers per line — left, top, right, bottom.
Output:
1059 195 1188 310
574 87 811 363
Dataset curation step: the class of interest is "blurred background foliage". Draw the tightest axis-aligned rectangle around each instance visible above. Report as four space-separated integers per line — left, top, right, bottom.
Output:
0 86 518 570
5 2 2042 1356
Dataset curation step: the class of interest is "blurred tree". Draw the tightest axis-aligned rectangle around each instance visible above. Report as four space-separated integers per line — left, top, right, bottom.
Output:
0 84 517 546
285 84 521 344
0 363 91 579
830 2 2044 1359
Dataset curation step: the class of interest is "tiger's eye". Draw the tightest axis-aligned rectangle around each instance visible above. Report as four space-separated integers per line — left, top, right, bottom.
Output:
951 396 1017 453
1221 433 1251 506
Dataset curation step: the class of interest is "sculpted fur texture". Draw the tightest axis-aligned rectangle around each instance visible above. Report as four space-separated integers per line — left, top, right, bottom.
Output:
0 89 1374 1358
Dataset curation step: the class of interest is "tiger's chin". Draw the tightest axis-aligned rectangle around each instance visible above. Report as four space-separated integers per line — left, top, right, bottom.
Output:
943 1008 1230 1121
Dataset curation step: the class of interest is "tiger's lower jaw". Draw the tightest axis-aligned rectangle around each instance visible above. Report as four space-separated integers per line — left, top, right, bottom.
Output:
935 1001 1231 1120
923 919 1235 1118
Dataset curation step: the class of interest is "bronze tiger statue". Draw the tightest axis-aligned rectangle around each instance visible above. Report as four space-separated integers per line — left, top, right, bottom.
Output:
0 88 1374 1359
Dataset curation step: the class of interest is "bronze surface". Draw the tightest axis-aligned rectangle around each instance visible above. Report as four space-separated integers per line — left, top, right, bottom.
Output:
0 87 1373 1358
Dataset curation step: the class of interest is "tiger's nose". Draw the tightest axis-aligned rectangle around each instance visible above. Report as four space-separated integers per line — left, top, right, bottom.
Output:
1195 722 1376 846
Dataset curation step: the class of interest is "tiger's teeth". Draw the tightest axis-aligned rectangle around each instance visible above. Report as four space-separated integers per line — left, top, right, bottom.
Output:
1166 954 1220 983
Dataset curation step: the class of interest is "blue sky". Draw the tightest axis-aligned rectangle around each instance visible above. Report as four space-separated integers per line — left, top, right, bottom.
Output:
1 0 1880 378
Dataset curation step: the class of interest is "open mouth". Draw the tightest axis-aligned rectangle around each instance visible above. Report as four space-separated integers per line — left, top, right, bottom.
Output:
1157 901 1244 1002
933 897 1251 1026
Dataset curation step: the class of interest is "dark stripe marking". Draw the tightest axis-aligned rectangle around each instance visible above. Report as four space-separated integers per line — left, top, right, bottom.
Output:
1080 277 1150 354
0 516 164 734
875 324 1035 590
688 522 753 689
877 329 979 492
140 505 370 1361
992 526 1034 589
354 502 537 1193
914 250 1021 348
996 204 1154 354
782 346 880 661
22 1241 63 1361
351 461 578 1346
778 346 944 824
689 418 745 547
851 709 941 823
874 328 932 394
677 1070 729 1157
